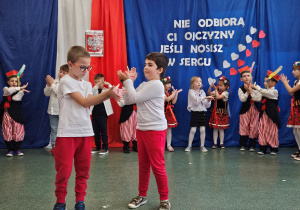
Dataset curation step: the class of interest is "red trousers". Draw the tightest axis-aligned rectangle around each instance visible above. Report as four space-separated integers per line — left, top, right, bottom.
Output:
137 129 169 200
53 136 92 203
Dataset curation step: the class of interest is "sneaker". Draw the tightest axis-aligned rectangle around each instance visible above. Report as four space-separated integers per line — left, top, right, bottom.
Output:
212 144 217 149
220 144 225 149
53 203 66 210
200 146 208 152
185 145 192 152
249 147 255 152
159 200 171 210
240 146 246 151
291 151 300 158
270 151 277 155
75 201 85 210
167 145 174 152
91 148 100 154
45 143 52 149
6 151 14 157
294 154 300 161
258 151 266 155
128 196 147 209
15 150 24 156
99 149 109 155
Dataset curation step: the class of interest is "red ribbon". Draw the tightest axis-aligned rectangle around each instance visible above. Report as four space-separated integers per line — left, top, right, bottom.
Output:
4 95 11 109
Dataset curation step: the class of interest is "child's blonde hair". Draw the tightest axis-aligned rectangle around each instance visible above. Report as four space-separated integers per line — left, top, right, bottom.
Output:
190 76 201 89
67 46 90 63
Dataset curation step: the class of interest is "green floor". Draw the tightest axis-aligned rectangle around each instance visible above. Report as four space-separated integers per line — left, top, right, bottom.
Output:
1 147 300 210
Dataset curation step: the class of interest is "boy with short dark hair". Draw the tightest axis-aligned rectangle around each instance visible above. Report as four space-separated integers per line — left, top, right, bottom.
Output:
90 73 113 154
0 70 29 157
238 66 261 151
117 52 171 210
52 46 122 210
44 64 69 149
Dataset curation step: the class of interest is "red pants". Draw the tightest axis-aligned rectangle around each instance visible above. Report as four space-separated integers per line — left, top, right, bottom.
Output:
239 105 259 138
258 112 279 148
53 136 92 203
137 129 169 200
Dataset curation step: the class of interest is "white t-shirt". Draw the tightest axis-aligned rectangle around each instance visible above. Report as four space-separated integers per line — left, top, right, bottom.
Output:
44 79 59 115
56 75 94 137
123 79 167 131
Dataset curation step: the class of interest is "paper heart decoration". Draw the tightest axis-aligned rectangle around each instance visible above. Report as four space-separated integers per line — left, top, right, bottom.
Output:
230 67 238 75
250 26 257 35
237 59 245 67
259 30 266 38
246 35 252 43
252 40 260 48
208 77 216 85
246 49 252 57
238 44 246 52
231 52 239 61
214 69 222 77
223 60 230 68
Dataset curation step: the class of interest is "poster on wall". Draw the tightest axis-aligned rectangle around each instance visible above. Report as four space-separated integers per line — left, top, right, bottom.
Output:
85 30 104 57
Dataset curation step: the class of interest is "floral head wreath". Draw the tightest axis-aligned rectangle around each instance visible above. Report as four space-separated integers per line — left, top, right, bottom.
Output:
293 61 300 69
161 76 171 84
219 76 230 87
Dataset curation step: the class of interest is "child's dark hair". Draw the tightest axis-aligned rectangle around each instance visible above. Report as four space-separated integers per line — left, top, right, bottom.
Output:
94 73 104 80
219 76 230 87
145 52 168 78
7 75 17 81
67 46 90 63
265 75 278 83
240 71 250 78
60 64 69 73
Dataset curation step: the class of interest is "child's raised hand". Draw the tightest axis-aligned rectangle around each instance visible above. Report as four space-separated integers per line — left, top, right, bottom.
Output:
280 74 289 83
129 67 138 81
176 89 183 94
117 70 130 81
21 89 30 93
20 82 29 90
108 84 123 102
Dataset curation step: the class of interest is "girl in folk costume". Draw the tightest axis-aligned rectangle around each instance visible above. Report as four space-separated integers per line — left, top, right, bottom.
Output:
185 76 214 152
280 61 300 160
162 76 182 152
208 76 230 149
252 70 281 155
0 69 29 157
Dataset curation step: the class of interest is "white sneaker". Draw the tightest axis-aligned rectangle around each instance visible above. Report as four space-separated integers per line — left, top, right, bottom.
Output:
185 145 192 152
44 143 52 149
201 146 208 152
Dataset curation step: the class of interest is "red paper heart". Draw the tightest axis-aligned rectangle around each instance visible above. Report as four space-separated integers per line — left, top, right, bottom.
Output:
230 67 238 75
252 40 260 48
259 30 266 38
237 59 245 67
246 49 252 57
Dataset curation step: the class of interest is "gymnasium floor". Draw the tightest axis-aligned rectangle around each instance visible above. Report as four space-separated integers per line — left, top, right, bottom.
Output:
0 147 300 210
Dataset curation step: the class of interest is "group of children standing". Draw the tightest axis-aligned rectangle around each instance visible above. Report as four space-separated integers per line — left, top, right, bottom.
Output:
1 46 300 210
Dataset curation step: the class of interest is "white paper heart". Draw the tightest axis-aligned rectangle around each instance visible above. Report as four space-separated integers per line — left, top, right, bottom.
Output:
214 69 222 77
246 35 252 43
208 77 216 85
238 44 246 52
250 26 257 35
231 52 239 61
223 60 230 68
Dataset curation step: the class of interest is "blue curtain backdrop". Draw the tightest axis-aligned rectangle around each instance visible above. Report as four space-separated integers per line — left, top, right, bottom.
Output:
0 0 58 148
124 0 300 147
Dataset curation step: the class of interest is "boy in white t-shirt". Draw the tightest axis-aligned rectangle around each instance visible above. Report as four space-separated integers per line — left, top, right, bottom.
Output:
52 46 122 210
44 64 68 149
